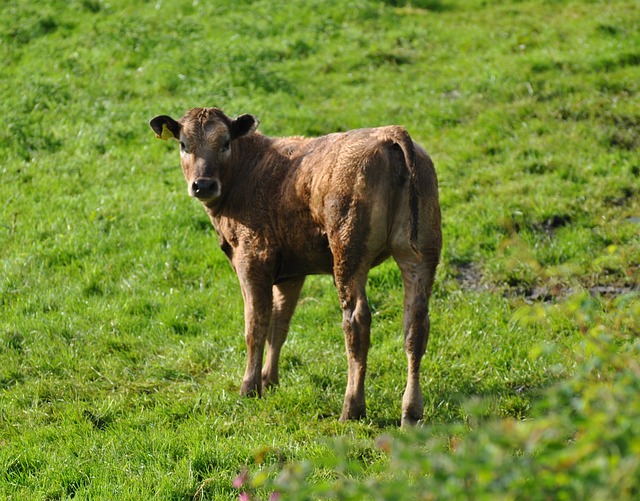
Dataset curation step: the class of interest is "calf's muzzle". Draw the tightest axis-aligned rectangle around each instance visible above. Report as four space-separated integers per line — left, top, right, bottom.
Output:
190 177 220 200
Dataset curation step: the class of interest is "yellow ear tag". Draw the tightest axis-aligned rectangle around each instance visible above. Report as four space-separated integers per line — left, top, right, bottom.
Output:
160 123 175 140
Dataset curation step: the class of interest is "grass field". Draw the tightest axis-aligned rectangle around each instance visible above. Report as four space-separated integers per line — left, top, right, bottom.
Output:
1 0 639 499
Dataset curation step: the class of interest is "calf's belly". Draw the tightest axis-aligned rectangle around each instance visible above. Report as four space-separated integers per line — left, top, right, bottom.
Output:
274 242 334 283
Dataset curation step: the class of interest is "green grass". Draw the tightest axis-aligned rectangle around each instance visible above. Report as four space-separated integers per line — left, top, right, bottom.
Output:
1 0 639 499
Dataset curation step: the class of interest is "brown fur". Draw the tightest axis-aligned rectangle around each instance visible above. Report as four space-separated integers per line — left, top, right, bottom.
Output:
150 108 442 426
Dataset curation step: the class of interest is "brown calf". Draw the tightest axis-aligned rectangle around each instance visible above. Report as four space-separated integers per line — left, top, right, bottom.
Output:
150 108 441 426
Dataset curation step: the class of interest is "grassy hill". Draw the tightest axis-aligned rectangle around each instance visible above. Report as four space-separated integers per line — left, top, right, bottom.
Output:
1 0 638 499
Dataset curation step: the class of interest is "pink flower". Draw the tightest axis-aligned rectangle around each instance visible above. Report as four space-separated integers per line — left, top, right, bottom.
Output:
269 492 281 501
239 492 250 501
233 469 249 489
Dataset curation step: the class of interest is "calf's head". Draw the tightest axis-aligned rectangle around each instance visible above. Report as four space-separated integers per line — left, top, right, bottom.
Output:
149 108 258 203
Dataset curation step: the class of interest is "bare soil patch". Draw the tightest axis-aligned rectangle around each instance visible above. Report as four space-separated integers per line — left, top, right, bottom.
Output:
452 263 638 303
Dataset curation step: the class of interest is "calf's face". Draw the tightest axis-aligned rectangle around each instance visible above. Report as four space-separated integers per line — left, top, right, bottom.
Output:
149 108 258 203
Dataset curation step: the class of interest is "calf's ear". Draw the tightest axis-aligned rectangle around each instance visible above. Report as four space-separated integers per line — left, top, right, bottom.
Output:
230 114 259 139
149 115 181 140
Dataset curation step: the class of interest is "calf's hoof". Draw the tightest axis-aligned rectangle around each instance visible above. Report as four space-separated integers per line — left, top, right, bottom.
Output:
402 388 424 427
339 400 366 422
240 380 262 398
401 401 424 428
261 373 279 392
401 412 423 428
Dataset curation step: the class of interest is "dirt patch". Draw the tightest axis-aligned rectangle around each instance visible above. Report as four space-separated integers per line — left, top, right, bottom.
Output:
453 262 490 292
534 214 572 237
520 283 638 304
452 263 638 303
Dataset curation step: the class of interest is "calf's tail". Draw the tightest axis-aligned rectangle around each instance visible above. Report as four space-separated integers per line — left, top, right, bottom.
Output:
393 128 420 254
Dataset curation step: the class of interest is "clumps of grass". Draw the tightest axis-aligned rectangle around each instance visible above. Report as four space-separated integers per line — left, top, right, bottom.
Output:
2 0 640 498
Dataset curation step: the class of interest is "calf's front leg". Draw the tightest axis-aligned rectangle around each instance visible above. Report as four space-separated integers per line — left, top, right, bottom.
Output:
262 277 305 389
239 279 273 397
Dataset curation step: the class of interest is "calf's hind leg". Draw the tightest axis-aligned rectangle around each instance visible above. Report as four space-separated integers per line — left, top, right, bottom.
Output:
394 250 438 427
334 269 371 421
